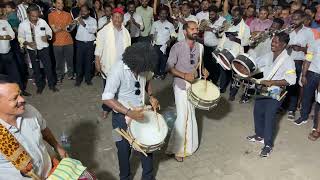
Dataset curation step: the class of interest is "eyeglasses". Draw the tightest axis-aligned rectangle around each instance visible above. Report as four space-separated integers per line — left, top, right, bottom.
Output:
135 81 141 95
190 53 195 65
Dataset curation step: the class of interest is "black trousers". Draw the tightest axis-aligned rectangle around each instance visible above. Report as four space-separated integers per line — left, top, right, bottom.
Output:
75 41 95 84
0 51 23 88
219 67 232 92
204 45 220 84
154 45 168 76
112 112 154 180
28 48 56 89
10 39 28 90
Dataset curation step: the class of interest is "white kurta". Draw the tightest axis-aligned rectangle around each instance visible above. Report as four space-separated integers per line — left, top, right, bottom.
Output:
166 84 198 157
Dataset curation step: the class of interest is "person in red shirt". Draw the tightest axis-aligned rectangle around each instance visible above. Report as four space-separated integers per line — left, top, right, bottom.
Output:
48 0 74 82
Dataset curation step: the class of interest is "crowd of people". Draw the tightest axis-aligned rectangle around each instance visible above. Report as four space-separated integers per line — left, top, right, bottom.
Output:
1 0 320 179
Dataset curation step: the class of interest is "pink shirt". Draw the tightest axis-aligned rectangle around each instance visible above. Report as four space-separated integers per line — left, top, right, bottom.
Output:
250 18 272 32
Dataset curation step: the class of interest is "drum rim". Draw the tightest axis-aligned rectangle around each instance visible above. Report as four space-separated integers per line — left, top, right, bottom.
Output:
237 53 257 67
190 79 221 101
217 49 235 70
232 59 250 78
232 54 256 78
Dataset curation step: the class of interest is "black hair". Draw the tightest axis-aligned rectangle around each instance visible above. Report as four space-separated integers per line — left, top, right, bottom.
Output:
127 1 135 7
182 3 191 9
0 74 15 85
103 3 112 9
293 9 305 17
275 31 290 45
233 6 244 16
259 6 268 12
5 1 16 9
247 4 256 10
27 3 40 13
306 6 317 14
122 42 158 74
80 3 90 11
208 5 218 13
158 6 169 14
273 18 284 27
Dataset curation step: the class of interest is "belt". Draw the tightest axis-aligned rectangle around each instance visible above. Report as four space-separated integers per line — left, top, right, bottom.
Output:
294 60 304 63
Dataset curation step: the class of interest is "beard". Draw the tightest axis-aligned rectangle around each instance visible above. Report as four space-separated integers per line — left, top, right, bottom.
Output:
186 33 198 40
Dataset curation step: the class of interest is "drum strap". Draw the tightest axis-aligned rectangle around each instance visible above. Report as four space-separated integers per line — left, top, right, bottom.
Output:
265 50 288 80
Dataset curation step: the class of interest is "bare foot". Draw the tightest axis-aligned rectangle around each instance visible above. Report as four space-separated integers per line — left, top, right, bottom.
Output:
174 156 184 162
102 111 109 119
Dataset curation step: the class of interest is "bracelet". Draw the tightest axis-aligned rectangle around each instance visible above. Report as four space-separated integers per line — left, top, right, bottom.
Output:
125 108 131 116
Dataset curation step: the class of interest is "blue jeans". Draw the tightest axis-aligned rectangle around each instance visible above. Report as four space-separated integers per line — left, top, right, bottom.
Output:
300 71 320 124
254 98 282 147
112 112 154 180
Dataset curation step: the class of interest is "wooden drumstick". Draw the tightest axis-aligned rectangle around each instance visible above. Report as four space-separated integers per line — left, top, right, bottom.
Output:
278 91 288 101
116 128 148 157
26 170 41 180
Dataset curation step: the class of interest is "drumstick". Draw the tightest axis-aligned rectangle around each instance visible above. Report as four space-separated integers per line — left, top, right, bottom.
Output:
119 129 148 157
278 91 288 101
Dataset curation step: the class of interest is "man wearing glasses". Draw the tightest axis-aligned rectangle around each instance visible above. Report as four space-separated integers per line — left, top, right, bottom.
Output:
102 42 159 180
166 21 208 162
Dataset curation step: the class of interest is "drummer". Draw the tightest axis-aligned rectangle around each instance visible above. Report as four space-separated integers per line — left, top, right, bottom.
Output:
216 7 250 96
102 42 159 180
166 21 209 162
246 32 296 157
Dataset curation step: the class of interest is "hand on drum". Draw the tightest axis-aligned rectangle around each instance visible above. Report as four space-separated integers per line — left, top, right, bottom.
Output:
260 80 273 87
149 96 160 111
55 144 69 159
127 108 144 121
202 68 210 79
184 73 195 82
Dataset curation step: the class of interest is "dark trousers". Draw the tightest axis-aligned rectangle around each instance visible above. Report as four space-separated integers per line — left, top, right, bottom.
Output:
102 79 112 112
112 112 154 180
313 103 320 129
10 39 28 90
75 41 94 84
53 44 74 79
254 98 282 147
28 48 56 88
287 60 303 112
131 37 139 44
204 46 220 84
0 51 23 88
154 45 168 76
300 71 320 123
219 67 232 92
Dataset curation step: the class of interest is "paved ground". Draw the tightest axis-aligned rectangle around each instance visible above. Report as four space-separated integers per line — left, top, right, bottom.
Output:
26 76 320 180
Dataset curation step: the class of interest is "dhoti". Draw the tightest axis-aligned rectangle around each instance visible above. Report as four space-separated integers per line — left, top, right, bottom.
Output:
166 85 199 157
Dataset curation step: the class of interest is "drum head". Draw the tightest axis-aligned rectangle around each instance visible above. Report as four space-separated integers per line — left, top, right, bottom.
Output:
191 80 220 101
232 61 250 77
217 49 235 70
232 54 256 78
130 111 168 146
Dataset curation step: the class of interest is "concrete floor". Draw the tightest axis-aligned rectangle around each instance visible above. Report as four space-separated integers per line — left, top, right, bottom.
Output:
26 76 320 180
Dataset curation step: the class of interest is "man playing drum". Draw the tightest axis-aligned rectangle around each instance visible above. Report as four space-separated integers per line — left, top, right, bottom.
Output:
102 42 160 180
246 32 296 157
166 21 208 162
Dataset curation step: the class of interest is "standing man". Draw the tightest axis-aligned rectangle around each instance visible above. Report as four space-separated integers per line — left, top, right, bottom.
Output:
97 3 113 30
102 42 159 180
217 7 250 96
295 37 320 131
203 5 226 84
48 0 74 83
74 4 97 86
247 32 296 157
150 7 176 80
196 0 209 22
175 3 198 42
249 6 272 35
124 1 144 44
95 7 131 118
166 21 208 162
18 4 58 94
136 0 153 42
286 10 314 122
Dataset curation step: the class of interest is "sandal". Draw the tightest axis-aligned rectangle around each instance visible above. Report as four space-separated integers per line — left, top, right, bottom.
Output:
174 156 184 162
308 130 320 141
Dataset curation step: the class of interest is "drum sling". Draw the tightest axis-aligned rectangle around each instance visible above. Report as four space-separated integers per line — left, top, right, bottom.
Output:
0 123 40 180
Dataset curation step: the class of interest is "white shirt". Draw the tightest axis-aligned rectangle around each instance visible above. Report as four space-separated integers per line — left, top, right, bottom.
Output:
306 39 320 74
102 60 152 109
0 104 51 180
75 16 97 41
150 20 176 46
255 50 296 86
0 20 15 54
203 16 225 47
288 26 314 61
124 12 144 38
17 3 43 22
219 19 250 55
98 16 111 30
196 11 209 22
177 15 198 41
18 18 52 50
248 37 272 59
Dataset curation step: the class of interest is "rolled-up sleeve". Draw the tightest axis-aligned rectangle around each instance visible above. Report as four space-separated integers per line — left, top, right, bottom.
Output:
166 45 178 69
102 64 121 100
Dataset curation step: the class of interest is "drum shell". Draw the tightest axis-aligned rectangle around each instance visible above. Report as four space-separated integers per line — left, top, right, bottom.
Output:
187 80 220 110
217 49 236 70
232 54 257 78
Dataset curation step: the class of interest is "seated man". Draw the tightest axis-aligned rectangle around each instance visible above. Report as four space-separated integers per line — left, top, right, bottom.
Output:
0 74 92 179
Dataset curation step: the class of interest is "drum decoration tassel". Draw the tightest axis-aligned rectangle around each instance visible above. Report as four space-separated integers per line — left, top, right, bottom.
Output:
115 128 148 157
